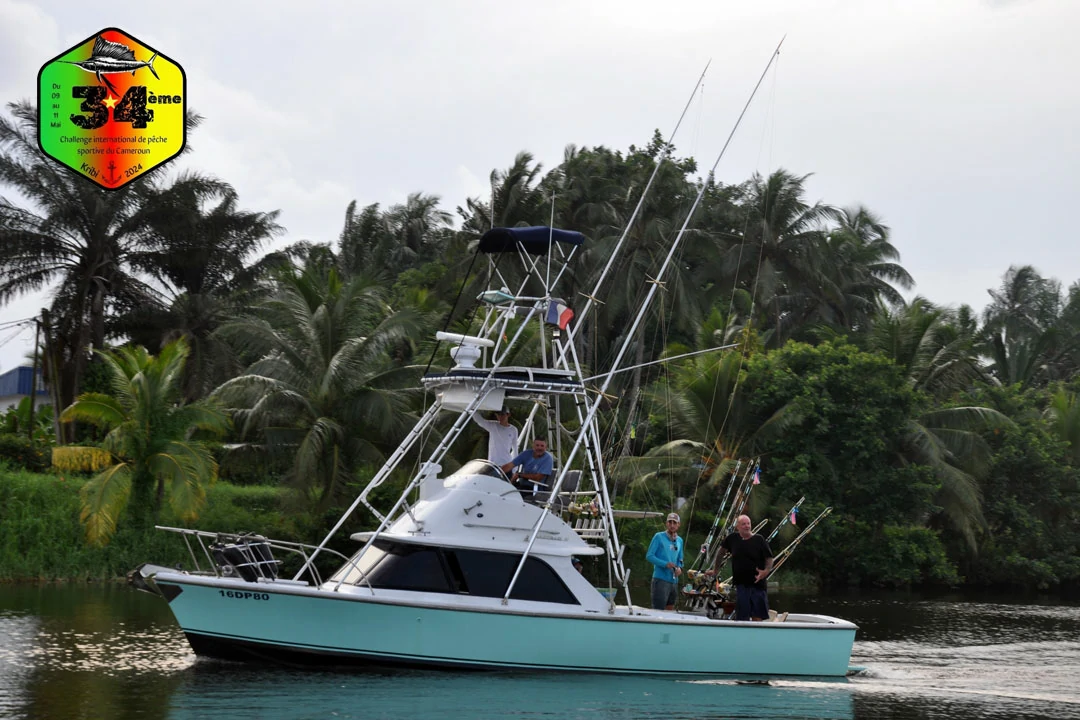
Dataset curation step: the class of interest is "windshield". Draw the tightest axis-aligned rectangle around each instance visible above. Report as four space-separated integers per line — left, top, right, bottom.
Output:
450 459 509 481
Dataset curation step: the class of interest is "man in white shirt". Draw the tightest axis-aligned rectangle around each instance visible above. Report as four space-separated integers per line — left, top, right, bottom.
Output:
472 407 518 467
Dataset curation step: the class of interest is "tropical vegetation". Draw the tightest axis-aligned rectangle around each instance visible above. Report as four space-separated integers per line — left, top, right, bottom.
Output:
1 100 1077 591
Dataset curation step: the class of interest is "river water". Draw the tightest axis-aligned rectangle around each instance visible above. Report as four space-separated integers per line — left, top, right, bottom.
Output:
0 584 1077 719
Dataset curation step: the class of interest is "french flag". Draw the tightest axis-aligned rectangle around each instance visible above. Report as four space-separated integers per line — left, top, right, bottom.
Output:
546 300 574 330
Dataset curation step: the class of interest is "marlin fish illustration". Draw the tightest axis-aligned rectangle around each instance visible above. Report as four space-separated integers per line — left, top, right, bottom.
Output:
67 35 159 95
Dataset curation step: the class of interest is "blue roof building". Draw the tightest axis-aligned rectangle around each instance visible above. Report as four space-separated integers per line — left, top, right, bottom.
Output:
0 366 49 411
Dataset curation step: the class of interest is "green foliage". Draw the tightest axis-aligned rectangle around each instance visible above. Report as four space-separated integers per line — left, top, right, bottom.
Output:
0 465 298 581
955 384 1080 590
0 397 54 445
735 341 956 586
811 521 959 587
0 434 49 472
744 341 930 519
1044 385 1080 465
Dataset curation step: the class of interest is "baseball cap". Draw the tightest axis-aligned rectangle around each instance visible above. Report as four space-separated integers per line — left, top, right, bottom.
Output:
497 407 510 414
666 513 680 523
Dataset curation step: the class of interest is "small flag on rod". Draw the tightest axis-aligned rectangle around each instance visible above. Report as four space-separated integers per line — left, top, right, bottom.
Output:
790 507 798 525
545 300 574 330
752 464 761 485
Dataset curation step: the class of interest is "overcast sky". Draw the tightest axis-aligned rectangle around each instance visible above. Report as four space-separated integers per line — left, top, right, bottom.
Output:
1 0 1077 372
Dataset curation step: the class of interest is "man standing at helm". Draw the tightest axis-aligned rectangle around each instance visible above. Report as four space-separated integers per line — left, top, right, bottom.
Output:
472 407 518 467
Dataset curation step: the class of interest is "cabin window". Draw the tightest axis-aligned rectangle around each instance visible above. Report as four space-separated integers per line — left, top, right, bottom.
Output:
329 544 388 586
451 549 579 605
364 543 454 593
331 542 578 605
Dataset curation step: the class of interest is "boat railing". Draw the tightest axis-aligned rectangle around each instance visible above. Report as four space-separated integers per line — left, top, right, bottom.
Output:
155 525 355 587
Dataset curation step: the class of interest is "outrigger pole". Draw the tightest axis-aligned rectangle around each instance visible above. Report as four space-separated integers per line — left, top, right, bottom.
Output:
580 343 739 382
506 39 786 609
556 60 711 361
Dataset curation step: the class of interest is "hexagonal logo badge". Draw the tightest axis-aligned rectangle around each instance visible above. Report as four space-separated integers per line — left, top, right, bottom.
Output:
37 28 186 190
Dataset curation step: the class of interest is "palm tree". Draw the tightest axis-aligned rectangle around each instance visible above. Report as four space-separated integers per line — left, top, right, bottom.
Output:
895 404 1007 550
0 100 210 435
722 169 835 344
124 180 285 401
381 192 453 272
338 200 388 277
867 298 1012 548
867 297 988 400
60 339 229 545
611 351 794 493
213 263 422 508
981 266 1079 387
816 206 913 331
1044 388 1080 466
457 151 547 234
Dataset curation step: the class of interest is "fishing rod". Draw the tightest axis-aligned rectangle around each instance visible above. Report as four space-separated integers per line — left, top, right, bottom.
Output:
690 460 742 572
766 496 806 544
766 507 833 579
721 464 751 537
707 461 758 571
722 459 760 538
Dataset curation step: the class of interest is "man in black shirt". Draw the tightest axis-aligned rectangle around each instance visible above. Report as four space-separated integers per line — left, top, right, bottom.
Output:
719 514 774 621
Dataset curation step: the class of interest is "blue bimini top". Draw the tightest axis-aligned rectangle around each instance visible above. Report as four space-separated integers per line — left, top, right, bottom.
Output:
478 226 585 255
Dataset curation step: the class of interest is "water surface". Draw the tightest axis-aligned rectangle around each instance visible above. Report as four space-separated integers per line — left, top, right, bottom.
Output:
1 584 1076 719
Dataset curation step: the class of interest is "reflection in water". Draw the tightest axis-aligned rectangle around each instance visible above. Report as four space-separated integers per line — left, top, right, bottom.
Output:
1 585 1078 719
0 613 37 718
168 666 854 720
0 584 191 720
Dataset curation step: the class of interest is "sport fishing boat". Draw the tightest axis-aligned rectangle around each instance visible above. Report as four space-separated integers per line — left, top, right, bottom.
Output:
130 48 858 677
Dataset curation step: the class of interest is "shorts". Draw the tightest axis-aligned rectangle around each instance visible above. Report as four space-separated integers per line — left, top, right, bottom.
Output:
734 585 769 621
650 578 677 610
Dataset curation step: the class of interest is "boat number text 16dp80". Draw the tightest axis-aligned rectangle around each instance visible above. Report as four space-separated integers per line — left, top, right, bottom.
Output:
219 590 271 601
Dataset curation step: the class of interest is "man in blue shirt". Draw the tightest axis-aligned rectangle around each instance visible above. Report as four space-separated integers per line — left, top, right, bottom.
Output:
502 438 554 500
646 513 684 610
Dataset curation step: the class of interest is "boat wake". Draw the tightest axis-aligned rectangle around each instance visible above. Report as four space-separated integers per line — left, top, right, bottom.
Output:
848 637 1080 717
